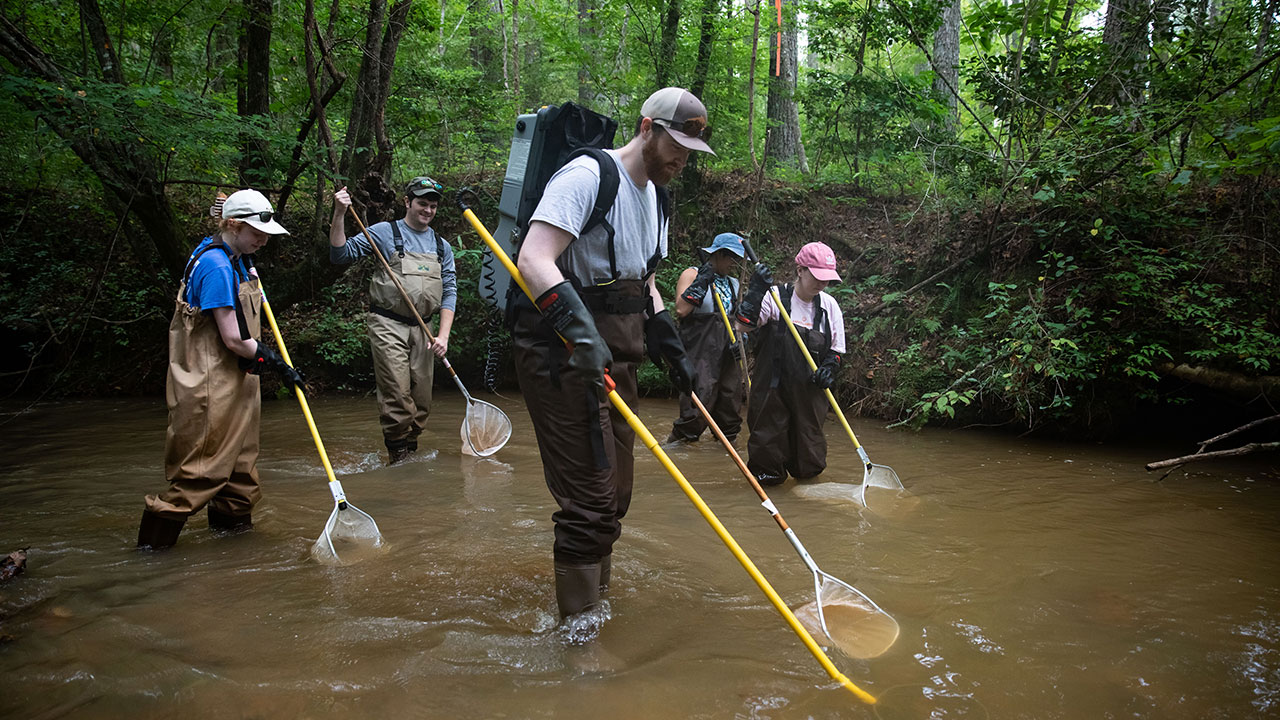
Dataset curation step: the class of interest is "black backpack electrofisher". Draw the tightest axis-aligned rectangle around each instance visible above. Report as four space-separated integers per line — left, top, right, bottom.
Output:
478 102 670 314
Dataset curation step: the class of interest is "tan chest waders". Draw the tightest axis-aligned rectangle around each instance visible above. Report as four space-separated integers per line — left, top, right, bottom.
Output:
366 221 444 454
150 242 263 518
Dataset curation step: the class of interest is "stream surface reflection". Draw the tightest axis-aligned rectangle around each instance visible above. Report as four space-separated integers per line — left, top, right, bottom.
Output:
1 395 1277 719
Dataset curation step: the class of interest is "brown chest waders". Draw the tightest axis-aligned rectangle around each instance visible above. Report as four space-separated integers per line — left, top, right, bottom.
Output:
670 311 745 442
746 290 834 484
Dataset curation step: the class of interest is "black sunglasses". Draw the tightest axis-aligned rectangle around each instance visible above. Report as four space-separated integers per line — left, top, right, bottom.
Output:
231 210 275 223
652 117 711 142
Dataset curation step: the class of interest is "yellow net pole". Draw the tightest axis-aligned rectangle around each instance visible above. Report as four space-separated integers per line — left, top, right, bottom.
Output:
260 288 340 487
769 287 865 452
460 204 875 705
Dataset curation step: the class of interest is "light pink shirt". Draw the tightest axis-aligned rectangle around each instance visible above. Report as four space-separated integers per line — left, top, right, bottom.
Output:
757 288 846 354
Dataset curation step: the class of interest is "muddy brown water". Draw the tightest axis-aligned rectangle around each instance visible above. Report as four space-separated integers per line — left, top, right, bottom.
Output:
1 395 1277 719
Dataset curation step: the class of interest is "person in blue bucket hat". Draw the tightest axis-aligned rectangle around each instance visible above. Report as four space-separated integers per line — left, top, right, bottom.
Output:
667 232 749 443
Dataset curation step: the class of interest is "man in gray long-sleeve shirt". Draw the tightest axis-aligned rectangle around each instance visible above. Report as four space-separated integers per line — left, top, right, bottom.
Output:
331 177 457 464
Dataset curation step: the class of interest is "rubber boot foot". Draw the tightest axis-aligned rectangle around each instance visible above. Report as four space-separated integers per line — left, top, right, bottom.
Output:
137 512 186 550
598 554 612 596
756 473 786 487
208 507 253 534
386 439 412 465
555 561 602 620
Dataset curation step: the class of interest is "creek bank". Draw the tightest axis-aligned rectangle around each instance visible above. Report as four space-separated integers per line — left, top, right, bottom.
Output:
2 172 1275 444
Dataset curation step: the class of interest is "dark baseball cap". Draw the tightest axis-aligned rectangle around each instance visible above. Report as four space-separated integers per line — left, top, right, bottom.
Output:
405 176 443 200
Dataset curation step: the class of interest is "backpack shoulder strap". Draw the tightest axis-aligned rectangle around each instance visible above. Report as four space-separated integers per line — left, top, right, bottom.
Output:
567 147 619 236
656 186 671 228
565 147 620 282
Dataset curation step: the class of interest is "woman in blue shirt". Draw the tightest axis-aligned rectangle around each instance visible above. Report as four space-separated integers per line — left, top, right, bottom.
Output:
137 189 302 549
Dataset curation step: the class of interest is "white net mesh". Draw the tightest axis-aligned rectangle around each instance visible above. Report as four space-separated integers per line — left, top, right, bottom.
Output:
865 463 904 490
793 578 900 659
461 399 513 458
792 482 866 505
310 504 384 565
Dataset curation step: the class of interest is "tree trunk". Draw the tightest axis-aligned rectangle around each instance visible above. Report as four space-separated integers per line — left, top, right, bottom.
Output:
689 0 718 105
78 0 123 83
154 24 175 81
511 0 520 98
747 0 761 168
339 0 413 223
931 0 961 134
684 0 720 176
1100 0 1151 109
468 0 501 86
0 8 185 281
1046 0 1078 77
372 1 412 178
341 0 387 184
495 0 510 90
1257 0 1279 63
1156 362 1280 401
656 0 681 89
765 0 807 173
238 0 272 185
276 0 347 215
578 0 596 105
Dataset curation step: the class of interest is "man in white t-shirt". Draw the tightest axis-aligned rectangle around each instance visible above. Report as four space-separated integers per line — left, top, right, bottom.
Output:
736 242 847 485
513 88 712 626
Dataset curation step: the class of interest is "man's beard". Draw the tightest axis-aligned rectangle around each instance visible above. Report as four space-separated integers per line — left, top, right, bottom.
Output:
642 135 680 187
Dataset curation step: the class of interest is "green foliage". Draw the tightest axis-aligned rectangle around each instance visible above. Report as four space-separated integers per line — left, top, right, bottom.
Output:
0 0 1274 445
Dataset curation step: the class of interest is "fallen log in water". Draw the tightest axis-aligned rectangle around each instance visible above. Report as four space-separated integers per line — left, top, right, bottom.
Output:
1146 442 1280 471
1146 414 1280 473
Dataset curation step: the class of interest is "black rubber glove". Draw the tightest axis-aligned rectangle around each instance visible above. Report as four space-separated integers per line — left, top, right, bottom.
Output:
810 352 841 389
735 263 774 327
645 309 696 394
680 261 717 307
241 344 306 389
537 281 613 399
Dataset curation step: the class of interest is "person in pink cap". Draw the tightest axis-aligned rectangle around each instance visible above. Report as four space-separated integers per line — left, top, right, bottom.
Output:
735 241 847 485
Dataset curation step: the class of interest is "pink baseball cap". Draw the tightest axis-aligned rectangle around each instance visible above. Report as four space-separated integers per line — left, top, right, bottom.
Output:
795 242 840 282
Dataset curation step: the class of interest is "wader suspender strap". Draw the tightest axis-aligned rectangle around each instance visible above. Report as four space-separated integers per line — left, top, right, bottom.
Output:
388 219 445 260
770 285 794 389
376 221 445 324
182 241 252 341
391 220 404 258
769 286 829 388
240 255 257 342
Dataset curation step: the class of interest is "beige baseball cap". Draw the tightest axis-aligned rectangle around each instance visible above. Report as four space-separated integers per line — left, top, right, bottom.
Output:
640 87 714 154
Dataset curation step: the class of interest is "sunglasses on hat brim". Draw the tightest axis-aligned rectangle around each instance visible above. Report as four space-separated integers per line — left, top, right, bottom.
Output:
231 210 276 224
407 177 443 194
652 117 712 143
